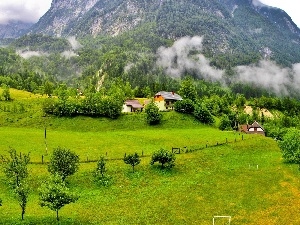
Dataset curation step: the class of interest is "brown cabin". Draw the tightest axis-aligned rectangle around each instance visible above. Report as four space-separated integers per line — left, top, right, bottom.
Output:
240 121 265 136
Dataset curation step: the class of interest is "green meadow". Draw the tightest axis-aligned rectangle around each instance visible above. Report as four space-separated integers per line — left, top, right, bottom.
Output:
0 90 299 224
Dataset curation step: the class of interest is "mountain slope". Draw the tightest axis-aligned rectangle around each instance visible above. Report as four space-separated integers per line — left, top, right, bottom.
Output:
28 0 300 66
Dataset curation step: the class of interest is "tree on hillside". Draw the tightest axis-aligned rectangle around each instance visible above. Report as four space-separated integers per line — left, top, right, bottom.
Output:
124 153 141 172
1 84 11 101
174 99 195 114
178 77 197 101
235 94 246 109
150 149 175 169
1 149 30 220
219 114 232 131
193 103 214 124
278 128 300 163
44 80 54 97
39 174 79 221
0 198 2 206
48 147 79 181
145 102 162 125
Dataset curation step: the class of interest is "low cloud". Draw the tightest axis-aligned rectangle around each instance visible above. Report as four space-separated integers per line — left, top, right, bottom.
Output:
61 50 78 59
156 36 300 96
0 1 51 25
67 36 83 50
17 50 48 59
156 36 223 81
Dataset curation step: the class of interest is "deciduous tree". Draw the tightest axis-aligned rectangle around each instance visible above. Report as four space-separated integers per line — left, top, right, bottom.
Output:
278 128 300 163
145 102 162 125
48 147 79 181
39 174 79 221
1 149 30 220
150 149 175 169
124 153 141 172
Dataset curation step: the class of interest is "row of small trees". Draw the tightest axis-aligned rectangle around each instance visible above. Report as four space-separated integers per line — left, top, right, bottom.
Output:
0 148 79 221
0 147 176 221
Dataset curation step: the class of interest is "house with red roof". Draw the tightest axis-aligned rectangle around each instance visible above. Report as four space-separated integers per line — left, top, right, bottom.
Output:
240 121 265 136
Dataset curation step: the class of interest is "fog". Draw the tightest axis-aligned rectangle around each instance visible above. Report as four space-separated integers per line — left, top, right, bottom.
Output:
156 36 300 95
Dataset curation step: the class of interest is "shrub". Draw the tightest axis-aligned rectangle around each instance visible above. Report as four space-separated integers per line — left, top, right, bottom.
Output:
150 149 175 169
193 103 214 124
145 102 162 125
174 99 195 114
219 115 232 131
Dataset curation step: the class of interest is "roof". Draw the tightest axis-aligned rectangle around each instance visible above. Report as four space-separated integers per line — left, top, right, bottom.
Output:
124 100 143 109
251 121 264 129
240 121 265 133
155 91 183 100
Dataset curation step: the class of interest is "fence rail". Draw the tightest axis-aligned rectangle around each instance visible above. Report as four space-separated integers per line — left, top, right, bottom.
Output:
29 135 254 164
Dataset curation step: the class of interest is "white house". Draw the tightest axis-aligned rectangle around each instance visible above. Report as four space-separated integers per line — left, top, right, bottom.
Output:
122 99 143 113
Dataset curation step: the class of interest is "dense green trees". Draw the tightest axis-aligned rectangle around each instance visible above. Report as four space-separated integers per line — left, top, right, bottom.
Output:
278 128 300 163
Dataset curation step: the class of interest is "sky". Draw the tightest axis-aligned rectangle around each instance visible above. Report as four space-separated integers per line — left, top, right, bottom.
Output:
259 0 300 27
0 0 299 28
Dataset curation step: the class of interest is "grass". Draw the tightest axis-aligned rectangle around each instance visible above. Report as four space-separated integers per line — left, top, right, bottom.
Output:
0 89 299 224
1 136 299 224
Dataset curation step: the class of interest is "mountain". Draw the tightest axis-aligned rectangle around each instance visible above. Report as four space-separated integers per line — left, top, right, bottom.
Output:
27 0 300 66
0 21 33 41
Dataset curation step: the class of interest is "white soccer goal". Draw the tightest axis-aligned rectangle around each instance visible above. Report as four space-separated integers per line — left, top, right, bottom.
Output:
213 216 231 225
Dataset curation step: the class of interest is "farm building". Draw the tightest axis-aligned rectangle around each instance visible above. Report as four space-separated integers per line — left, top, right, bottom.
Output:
240 121 265 136
154 91 183 111
122 99 143 113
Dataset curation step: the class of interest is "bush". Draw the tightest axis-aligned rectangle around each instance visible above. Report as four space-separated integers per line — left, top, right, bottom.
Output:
145 102 162 125
278 128 300 163
150 149 175 169
219 115 232 131
48 147 80 181
174 99 195 114
193 103 214 124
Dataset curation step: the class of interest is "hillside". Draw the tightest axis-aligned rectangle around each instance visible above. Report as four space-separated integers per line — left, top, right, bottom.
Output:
1 94 300 224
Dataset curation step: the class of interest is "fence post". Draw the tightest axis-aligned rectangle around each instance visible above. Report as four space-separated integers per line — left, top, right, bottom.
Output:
42 155 44 164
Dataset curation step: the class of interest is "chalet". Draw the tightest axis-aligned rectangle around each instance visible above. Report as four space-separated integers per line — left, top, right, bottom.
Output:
122 99 143 113
240 121 265 136
154 91 183 111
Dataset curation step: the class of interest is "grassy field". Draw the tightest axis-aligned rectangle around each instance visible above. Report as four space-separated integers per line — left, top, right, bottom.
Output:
0 89 299 224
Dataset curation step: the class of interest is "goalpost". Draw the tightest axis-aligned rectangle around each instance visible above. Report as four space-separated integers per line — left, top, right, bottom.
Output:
213 216 231 225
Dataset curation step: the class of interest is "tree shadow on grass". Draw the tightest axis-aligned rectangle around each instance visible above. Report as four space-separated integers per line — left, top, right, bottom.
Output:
149 165 180 176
